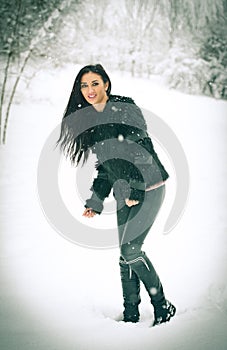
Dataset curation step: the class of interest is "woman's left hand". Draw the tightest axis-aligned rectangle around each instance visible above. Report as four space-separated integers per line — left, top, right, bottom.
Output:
125 199 139 207
82 207 96 218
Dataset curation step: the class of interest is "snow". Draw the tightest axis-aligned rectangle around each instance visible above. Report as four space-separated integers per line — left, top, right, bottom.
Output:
1 64 227 349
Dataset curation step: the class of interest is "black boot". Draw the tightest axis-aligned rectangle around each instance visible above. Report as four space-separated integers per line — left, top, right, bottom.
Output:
123 251 176 325
153 300 176 326
119 256 141 323
124 251 165 305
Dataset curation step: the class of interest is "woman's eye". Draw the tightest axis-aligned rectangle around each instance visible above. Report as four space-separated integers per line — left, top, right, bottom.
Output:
92 82 99 86
81 84 87 89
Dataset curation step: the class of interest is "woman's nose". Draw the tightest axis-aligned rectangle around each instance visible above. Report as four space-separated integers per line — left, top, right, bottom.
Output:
88 85 95 93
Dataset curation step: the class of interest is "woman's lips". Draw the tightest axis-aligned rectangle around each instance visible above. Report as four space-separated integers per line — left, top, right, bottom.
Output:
88 94 96 99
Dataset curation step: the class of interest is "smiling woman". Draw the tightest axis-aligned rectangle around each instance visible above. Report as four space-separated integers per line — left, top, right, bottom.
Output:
56 64 176 326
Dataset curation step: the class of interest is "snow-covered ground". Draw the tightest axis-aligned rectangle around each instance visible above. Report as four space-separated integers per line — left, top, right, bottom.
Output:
1 65 227 349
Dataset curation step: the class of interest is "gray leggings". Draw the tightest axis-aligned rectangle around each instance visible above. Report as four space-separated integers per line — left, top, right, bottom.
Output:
116 185 166 306
117 185 166 256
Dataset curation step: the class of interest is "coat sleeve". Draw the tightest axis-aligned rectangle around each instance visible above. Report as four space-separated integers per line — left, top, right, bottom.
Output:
84 164 112 214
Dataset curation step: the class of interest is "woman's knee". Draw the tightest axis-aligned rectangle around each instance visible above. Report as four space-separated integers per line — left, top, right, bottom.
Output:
120 243 142 262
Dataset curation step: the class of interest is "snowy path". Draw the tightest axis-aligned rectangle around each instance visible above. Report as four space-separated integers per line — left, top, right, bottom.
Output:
1 67 227 349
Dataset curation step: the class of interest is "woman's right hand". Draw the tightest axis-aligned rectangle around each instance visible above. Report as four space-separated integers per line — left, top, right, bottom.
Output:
125 199 139 207
82 207 96 218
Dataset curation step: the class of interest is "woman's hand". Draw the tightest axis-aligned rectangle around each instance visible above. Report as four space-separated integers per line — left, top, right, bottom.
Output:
125 199 139 207
82 208 96 218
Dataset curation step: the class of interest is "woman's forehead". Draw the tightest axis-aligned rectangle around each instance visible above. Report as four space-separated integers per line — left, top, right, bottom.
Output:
80 72 102 83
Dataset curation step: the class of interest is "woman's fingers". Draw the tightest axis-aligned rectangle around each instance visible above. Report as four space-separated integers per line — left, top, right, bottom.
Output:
86 210 96 217
125 199 139 207
84 210 95 217
82 208 96 218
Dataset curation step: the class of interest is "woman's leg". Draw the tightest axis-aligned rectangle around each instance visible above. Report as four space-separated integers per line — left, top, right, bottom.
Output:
117 186 176 324
116 198 141 322
119 256 141 322
116 196 141 322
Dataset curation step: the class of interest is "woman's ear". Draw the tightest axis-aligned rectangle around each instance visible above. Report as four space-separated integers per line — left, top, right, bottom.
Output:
105 82 109 92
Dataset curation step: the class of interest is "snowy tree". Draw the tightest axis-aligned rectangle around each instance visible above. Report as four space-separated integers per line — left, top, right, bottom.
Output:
0 0 73 144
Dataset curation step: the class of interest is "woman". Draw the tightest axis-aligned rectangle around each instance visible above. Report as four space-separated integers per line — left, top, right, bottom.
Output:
57 64 176 326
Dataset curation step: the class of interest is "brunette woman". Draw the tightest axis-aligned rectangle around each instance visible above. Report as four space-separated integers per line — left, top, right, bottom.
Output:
57 64 176 326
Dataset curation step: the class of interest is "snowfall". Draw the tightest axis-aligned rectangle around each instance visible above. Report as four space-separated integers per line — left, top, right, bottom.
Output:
0 64 227 350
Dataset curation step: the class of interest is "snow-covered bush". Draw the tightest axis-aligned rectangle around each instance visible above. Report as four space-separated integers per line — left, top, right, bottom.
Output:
199 22 227 99
153 34 227 100
200 24 227 67
153 43 207 96
202 59 227 100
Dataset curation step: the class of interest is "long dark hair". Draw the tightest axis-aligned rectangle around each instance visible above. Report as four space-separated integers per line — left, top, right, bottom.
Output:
57 64 112 165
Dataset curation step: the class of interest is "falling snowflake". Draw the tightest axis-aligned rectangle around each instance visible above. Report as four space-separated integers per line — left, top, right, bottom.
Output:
149 287 158 295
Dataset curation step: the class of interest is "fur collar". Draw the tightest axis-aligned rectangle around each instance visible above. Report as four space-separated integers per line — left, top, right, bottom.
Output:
108 94 135 104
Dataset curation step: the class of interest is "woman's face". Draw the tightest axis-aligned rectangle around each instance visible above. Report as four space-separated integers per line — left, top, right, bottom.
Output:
80 72 109 106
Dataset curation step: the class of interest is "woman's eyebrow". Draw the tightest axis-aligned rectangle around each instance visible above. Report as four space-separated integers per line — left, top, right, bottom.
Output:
81 80 99 84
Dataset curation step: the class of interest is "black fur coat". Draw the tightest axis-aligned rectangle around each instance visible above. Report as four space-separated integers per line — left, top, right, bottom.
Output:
81 95 169 214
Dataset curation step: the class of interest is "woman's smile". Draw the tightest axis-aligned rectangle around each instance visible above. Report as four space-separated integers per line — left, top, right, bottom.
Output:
87 93 97 100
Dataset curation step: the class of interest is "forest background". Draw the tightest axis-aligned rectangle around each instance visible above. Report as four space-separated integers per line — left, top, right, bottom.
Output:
0 0 227 144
